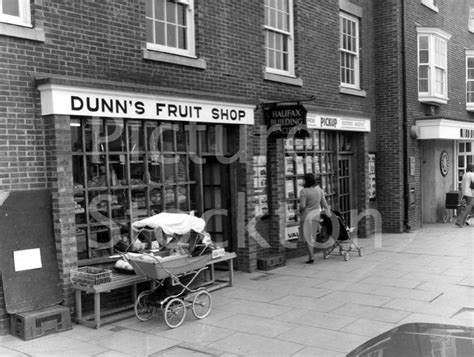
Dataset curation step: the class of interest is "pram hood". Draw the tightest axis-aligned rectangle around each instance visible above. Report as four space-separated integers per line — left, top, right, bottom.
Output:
132 212 206 235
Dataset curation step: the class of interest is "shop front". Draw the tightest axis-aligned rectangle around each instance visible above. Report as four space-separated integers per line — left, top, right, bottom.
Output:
414 118 474 223
262 107 372 260
37 82 255 271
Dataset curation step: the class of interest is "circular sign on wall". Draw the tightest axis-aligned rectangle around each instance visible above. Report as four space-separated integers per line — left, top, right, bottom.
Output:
440 151 449 177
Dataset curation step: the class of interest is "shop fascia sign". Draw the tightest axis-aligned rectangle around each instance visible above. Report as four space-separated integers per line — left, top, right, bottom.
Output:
37 84 254 125
264 103 308 136
307 114 371 132
413 119 474 140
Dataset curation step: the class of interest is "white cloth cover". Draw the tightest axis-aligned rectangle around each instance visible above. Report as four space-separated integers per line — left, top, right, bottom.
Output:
131 212 206 235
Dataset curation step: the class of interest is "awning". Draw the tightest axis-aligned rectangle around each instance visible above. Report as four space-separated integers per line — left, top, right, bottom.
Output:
412 118 474 140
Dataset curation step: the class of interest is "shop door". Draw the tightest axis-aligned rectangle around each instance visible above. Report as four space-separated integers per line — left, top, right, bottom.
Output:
338 156 352 226
202 157 233 251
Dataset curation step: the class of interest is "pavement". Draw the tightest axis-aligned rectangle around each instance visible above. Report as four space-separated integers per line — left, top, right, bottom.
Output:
1 222 473 357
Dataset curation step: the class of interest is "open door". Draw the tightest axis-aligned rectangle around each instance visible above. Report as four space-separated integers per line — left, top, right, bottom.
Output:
202 157 234 252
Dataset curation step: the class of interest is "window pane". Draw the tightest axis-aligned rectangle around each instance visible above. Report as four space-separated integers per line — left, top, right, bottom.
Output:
419 36 429 50
155 21 166 45
3 0 20 16
146 18 154 43
146 0 153 17
166 1 176 23
177 26 186 49
167 24 176 47
177 3 185 26
419 65 429 92
154 0 165 21
419 50 429 64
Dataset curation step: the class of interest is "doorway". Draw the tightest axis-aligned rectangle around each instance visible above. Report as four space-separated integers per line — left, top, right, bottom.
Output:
202 157 234 252
338 156 352 226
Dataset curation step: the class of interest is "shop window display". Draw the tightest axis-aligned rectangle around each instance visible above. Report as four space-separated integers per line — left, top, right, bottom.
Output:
284 131 339 239
71 117 201 263
285 130 353 239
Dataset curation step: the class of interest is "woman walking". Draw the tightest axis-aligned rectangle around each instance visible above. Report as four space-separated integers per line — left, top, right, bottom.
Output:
299 173 329 264
455 163 474 228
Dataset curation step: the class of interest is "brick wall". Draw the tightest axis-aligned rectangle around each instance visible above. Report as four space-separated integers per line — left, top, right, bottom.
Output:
374 0 406 233
0 0 378 333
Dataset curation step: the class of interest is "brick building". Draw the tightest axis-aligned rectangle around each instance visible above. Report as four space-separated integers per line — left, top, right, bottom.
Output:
4 0 472 336
375 0 474 231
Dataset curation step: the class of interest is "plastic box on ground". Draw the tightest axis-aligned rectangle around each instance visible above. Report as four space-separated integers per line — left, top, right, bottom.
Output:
10 305 72 340
257 254 285 271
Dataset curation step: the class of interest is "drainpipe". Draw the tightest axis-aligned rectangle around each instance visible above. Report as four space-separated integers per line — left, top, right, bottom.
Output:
401 0 411 232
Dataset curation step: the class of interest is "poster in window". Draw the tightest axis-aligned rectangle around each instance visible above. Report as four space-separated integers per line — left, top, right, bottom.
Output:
286 180 295 199
313 131 319 150
285 138 294 151
295 138 304 150
368 153 376 200
253 155 269 216
286 203 297 222
296 156 304 174
285 156 295 176
305 156 313 173
296 179 304 197
314 155 320 173
285 225 299 241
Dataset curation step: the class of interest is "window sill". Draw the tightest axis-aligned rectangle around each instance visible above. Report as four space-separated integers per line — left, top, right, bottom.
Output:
339 86 367 97
467 103 474 112
421 1 439 13
142 49 206 69
0 22 45 42
263 72 303 87
418 94 448 106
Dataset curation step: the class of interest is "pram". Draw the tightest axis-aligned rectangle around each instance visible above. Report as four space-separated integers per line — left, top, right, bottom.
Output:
317 210 364 261
125 213 213 328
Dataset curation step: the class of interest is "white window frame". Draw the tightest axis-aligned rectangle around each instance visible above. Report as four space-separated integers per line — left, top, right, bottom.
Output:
417 27 451 105
421 0 439 13
145 0 195 58
339 12 360 90
0 0 31 27
469 7 474 33
467 50 474 112
264 0 295 77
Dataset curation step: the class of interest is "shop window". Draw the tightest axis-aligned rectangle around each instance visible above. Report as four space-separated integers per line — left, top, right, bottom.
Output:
0 0 30 26
417 27 451 106
284 131 338 230
467 50 474 111
340 12 360 90
71 117 202 263
145 0 195 57
264 0 295 77
457 142 473 190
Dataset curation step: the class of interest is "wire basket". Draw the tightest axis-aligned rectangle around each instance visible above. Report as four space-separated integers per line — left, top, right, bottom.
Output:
70 266 112 286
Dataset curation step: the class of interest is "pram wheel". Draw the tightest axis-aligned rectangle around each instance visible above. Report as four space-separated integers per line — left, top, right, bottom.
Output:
343 251 350 261
358 247 365 257
164 297 186 328
135 291 155 321
191 290 212 319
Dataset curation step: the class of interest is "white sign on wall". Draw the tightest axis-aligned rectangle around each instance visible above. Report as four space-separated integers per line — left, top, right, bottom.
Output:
14 248 42 272
38 84 255 125
307 114 371 132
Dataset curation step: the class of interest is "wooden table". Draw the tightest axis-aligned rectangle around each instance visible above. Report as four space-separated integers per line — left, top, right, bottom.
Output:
73 273 150 329
73 251 236 329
